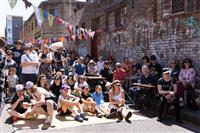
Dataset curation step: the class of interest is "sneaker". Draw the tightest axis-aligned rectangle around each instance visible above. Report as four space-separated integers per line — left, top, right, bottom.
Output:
75 115 83 122
96 112 103 118
116 111 123 121
106 112 117 119
125 112 132 123
80 113 89 121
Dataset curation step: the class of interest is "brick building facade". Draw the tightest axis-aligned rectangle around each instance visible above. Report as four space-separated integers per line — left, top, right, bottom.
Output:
80 0 200 78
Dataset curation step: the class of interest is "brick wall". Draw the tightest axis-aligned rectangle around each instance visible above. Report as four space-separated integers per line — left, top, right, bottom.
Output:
80 0 200 80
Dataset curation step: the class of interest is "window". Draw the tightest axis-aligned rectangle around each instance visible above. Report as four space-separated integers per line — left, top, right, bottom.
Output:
115 9 121 27
172 0 184 14
132 0 134 8
81 23 86 28
35 19 37 27
91 17 100 30
196 0 200 10
31 22 33 30
187 0 195 12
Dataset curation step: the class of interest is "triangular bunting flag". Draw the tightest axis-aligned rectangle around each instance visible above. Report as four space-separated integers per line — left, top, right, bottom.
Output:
90 31 95 39
48 14 55 27
43 10 48 19
71 35 76 41
39 8 44 20
8 0 18 9
55 17 62 24
33 6 44 27
22 0 32 9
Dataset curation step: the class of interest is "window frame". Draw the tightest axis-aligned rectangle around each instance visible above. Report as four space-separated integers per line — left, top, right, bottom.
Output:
170 0 200 16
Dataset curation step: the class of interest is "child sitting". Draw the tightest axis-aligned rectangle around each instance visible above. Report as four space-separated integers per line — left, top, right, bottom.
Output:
91 85 110 117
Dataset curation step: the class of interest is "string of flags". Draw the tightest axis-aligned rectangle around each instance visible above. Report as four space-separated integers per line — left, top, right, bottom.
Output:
8 0 96 42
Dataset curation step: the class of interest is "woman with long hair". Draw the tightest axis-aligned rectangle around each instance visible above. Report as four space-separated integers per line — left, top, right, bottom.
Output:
37 74 50 92
108 80 132 123
177 58 199 109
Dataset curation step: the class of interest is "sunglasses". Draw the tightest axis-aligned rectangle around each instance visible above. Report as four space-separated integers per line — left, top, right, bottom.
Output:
184 61 190 64
80 78 85 80
55 78 60 80
7 54 12 56
115 84 121 86
171 62 175 64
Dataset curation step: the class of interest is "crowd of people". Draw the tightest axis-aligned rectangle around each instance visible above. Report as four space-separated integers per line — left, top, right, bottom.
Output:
0 38 200 127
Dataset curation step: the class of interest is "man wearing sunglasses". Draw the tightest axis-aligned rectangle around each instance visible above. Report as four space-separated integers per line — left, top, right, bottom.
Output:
20 45 39 84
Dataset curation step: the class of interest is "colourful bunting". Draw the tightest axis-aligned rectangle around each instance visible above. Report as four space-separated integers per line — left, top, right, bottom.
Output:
8 0 18 9
71 35 76 41
55 17 62 24
43 10 48 19
33 6 44 27
22 0 32 9
48 14 55 27
90 31 95 39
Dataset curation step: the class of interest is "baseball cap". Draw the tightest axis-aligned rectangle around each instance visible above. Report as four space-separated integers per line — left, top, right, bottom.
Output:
16 84 24 92
61 85 71 90
115 62 121 67
25 81 34 89
104 61 109 65
162 68 171 75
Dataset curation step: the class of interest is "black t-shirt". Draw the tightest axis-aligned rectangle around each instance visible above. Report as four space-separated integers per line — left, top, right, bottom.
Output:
157 78 176 91
11 48 24 66
81 93 92 103
50 83 61 101
149 62 163 78
11 92 31 113
100 67 113 82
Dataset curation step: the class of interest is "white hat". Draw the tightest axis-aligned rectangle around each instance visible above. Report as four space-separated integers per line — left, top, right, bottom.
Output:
162 68 171 75
25 81 34 89
105 82 111 87
16 84 24 92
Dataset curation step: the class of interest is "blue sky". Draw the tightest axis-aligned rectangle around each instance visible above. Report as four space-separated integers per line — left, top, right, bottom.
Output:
0 0 85 37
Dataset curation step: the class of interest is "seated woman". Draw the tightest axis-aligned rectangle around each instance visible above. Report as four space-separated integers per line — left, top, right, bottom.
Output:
87 60 98 75
177 58 198 109
81 85 103 118
25 81 55 127
63 72 76 91
74 75 88 97
7 84 33 122
37 74 50 91
109 80 132 123
49 76 62 103
157 68 182 124
57 85 88 122
91 85 110 117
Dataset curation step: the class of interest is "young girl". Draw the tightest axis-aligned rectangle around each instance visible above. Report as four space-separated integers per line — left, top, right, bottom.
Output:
7 68 19 100
92 85 110 117
63 72 76 91
57 85 88 122
81 85 103 118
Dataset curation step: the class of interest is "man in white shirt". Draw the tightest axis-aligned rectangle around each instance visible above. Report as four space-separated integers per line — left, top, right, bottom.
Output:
20 45 39 84
97 56 105 73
